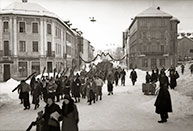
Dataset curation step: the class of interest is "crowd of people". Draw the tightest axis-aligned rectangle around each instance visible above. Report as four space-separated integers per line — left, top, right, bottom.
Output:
11 61 193 130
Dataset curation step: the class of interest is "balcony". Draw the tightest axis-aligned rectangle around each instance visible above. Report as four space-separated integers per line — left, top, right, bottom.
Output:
47 51 55 57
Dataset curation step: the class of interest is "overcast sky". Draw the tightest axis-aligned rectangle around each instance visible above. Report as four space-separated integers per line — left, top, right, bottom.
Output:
1 0 193 50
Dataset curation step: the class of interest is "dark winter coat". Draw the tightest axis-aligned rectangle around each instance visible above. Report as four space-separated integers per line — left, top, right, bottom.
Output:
114 71 120 81
32 83 41 105
130 70 137 81
42 103 61 131
55 79 62 95
154 74 172 114
30 76 36 94
151 72 158 82
120 70 126 80
61 99 79 131
145 74 151 83
169 71 179 89
71 78 81 97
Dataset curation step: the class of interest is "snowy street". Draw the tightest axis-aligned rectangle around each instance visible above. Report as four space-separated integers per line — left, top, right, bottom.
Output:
0 65 193 131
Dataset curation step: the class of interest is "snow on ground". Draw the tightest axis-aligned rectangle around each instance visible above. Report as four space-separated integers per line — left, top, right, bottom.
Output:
0 63 193 130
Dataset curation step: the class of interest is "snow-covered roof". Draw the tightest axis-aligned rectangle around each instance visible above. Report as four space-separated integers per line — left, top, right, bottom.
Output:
0 2 58 18
0 2 78 35
136 7 172 18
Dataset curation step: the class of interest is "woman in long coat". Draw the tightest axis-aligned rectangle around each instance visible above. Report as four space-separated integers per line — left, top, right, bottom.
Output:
154 70 172 123
71 75 81 103
169 70 179 89
42 97 61 131
61 95 79 131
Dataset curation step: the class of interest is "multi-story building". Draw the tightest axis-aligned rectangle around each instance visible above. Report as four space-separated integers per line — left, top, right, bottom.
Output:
123 7 180 70
177 36 193 61
0 1 92 81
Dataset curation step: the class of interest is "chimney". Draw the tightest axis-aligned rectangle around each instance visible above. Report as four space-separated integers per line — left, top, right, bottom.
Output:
22 0 28 3
157 6 160 10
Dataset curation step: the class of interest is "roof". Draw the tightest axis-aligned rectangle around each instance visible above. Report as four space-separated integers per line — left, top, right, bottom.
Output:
129 6 179 30
0 2 80 36
136 7 172 18
178 36 193 43
0 2 57 18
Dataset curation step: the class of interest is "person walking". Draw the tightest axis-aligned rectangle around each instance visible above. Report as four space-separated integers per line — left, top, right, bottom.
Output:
71 74 81 103
189 63 193 74
120 69 126 86
32 81 41 110
114 69 120 86
181 63 185 75
107 72 114 95
61 95 79 131
154 70 172 123
130 68 137 86
95 76 104 101
42 97 61 131
12 80 31 110
169 70 179 90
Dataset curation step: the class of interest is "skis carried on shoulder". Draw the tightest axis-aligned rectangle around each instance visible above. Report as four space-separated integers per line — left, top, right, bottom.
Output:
41 67 46 79
12 72 36 92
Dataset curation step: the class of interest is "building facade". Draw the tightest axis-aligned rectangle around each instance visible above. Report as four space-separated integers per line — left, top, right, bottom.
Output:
0 1 92 81
177 36 193 61
124 7 179 70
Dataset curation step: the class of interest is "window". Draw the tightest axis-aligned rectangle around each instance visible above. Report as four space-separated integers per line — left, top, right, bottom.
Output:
19 41 26 52
47 24 51 34
32 22 38 33
19 22 25 33
32 62 40 75
142 59 148 67
3 21 9 32
32 41 38 52
67 45 71 55
151 58 157 67
190 49 193 53
160 59 165 66
161 45 164 52
18 62 27 77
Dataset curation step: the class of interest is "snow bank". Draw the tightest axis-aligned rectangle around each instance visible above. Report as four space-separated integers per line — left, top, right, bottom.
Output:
141 63 193 117
0 78 20 100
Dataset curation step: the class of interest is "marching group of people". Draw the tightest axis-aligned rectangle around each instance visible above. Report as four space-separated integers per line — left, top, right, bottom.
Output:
12 62 193 130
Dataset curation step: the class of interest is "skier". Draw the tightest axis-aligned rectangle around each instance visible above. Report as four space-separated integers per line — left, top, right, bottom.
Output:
130 68 137 86
154 70 172 123
12 80 31 110
32 81 41 110
26 111 44 131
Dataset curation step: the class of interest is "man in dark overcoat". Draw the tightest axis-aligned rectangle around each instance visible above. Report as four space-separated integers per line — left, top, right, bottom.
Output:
154 70 172 123
130 68 137 86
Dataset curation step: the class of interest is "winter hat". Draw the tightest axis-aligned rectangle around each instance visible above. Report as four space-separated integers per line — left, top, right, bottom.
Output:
63 94 71 100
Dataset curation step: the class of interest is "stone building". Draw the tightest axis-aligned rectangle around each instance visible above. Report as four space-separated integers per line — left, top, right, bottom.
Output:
0 1 93 81
177 36 193 61
123 7 180 70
